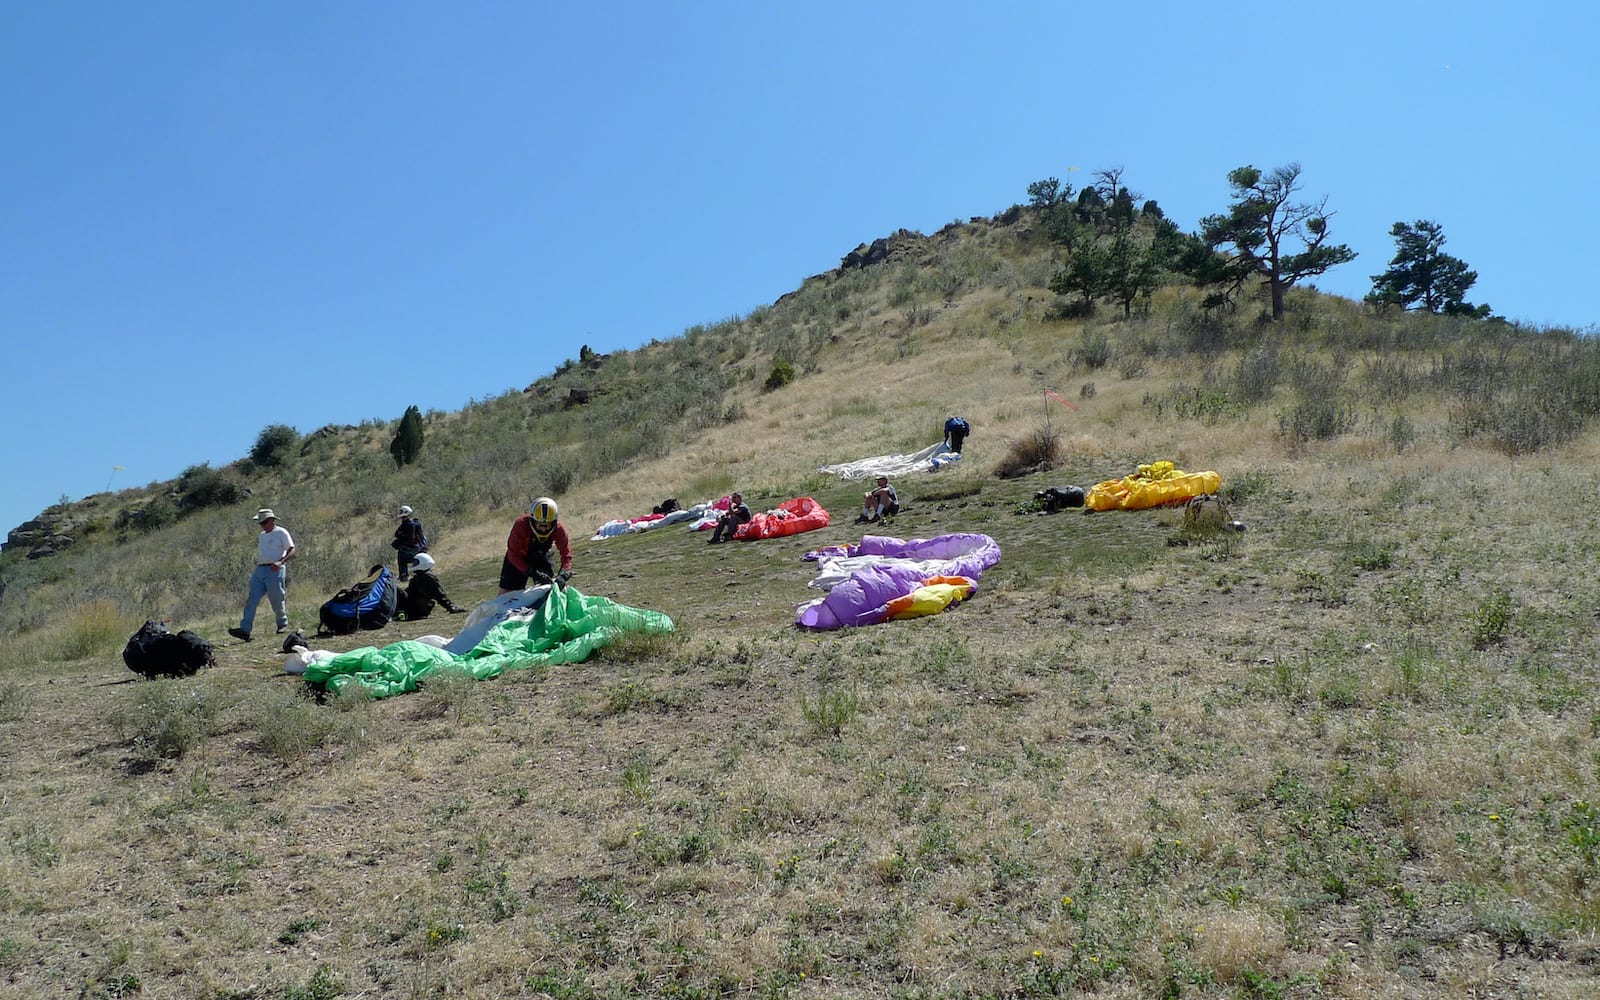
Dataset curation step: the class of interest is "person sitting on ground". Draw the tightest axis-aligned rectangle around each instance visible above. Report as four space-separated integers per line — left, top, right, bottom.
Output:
499 496 573 594
943 415 970 453
397 553 468 619
857 476 899 523
391 504 428 581
709 491 753 543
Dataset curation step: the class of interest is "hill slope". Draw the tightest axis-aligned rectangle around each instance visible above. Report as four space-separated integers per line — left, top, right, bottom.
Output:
2 211 1599 997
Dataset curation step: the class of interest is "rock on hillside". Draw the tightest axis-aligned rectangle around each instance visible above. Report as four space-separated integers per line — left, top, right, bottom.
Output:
5 512 79 559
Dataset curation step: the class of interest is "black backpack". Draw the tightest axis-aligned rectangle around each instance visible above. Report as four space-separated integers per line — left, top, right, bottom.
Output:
123 620 217 679
1035 485 1086 511
318 565 398 636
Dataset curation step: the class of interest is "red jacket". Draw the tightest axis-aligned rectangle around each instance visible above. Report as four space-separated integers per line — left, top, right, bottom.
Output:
505 514 572 574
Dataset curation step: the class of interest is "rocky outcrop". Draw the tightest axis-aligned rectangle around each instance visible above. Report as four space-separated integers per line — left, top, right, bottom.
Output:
839 228 930 270
5 514 78 559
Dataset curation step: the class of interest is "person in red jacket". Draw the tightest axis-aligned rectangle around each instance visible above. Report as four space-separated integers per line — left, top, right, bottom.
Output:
499 496 573 594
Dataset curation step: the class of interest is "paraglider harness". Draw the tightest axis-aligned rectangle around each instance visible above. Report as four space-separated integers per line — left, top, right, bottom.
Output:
1034 485 1086 512
123 620 216 678
317 565 398 636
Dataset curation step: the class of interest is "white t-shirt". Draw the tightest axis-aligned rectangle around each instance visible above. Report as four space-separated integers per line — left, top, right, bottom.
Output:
256 525 295 565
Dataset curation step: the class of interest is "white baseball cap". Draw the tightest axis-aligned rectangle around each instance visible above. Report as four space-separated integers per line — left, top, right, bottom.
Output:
399 505 414 516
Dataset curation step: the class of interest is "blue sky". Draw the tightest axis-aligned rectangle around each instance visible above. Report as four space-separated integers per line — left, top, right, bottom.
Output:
3 2 1595 538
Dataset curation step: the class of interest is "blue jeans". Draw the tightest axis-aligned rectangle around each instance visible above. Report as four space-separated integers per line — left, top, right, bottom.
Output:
241 564 288 632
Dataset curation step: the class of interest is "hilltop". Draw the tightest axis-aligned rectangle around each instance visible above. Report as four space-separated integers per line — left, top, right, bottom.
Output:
2 204 1600 998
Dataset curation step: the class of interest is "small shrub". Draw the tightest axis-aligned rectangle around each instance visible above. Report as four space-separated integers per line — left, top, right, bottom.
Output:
602 681 666 716
281 964 343 1000
538 454 578 495
995 423 1063 478
8 823 62 869
413 668 477 722
1384 414 1418 453
1564 801 1600 873
800 685 860 737
1232 347 1281 403
111 683 222 762
1469 588 1515 649
250 688 355 760
1489 392 1583 455
1345 537 1394 571
1168 385 1244 424
122 495 180 533
1278 396 1356 449
178 464 247 510
764 357 797 392
1073 329 1112 370
1219 469 1275 506
1046 296 1095 321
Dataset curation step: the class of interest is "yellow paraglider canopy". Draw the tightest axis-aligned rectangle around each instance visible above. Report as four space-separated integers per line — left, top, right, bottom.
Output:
1085 460 1221 511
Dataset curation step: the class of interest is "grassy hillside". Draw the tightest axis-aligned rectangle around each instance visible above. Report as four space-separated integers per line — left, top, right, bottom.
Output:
3 211 1600 998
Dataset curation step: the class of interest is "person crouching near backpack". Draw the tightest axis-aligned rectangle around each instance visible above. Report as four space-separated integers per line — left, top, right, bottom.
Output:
229 508 295 641
499 496 573 594
397 553 467 619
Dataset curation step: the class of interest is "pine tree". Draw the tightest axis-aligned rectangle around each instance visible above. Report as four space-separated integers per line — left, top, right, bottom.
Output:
390 405 425 467
1367 220 1490 318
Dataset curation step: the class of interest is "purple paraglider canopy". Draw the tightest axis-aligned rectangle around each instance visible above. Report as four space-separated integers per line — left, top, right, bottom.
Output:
796 532 1001 629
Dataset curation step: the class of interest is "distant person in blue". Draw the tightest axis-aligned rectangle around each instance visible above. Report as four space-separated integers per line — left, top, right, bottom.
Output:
943 416 970 453
228 508 296 641
391 504 428 581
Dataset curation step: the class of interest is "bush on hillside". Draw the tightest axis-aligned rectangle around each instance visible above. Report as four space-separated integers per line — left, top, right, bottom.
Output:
178 463 247 510
121 495 180 534
249 424 300 468
764 357 796 392
995 423 1063 479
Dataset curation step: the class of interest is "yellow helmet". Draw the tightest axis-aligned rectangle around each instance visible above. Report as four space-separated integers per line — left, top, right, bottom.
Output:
531 497 559 539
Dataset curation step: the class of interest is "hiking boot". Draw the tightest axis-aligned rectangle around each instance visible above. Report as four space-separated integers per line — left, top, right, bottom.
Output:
228 627 252 642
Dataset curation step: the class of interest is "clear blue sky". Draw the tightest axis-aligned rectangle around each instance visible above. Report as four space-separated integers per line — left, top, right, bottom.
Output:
3 2 1595 538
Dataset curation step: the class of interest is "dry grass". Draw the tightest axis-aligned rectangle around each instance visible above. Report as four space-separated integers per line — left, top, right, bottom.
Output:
4 223 1600 996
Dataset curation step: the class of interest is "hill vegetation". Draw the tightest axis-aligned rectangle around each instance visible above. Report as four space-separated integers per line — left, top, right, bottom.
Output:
2 180 1599 998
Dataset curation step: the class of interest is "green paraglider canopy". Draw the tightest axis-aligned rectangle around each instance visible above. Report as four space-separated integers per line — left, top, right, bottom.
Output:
303 585 674 699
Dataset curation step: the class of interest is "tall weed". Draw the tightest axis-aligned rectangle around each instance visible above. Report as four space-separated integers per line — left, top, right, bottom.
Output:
55 599 134 661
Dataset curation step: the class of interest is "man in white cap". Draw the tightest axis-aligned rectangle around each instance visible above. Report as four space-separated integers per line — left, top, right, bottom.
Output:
229 508 295 641
391 504 427 581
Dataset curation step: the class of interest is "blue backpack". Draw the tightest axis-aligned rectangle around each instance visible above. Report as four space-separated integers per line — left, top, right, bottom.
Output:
318 565 398 635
